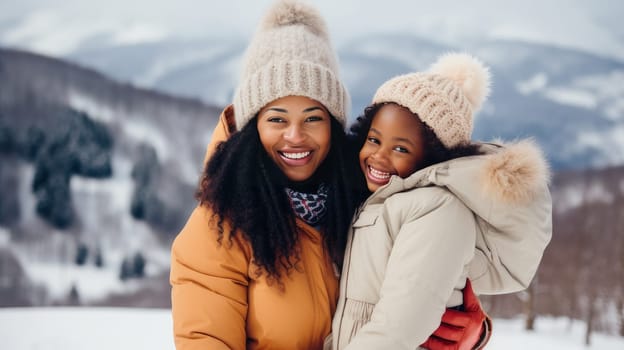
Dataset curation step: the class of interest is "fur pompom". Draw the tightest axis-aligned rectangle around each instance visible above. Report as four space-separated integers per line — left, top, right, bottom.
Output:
261 0 328 39
481 139 551 204
429 52 491 112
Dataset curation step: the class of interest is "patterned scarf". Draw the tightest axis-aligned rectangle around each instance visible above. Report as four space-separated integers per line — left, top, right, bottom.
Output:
285 183 328 226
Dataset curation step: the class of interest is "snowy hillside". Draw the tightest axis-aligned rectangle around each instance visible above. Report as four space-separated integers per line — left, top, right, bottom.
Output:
0 308 623 350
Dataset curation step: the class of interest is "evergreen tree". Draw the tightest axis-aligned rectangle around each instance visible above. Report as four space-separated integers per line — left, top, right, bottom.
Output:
119 257 132 281
133 252 146 279
74 243 89 266
94 246 104 268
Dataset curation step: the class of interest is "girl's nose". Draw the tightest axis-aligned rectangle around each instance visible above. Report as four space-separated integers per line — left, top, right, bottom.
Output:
370 147 390 163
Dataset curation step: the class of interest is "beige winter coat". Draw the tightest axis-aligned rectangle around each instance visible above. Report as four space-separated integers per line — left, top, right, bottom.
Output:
331 140 552 350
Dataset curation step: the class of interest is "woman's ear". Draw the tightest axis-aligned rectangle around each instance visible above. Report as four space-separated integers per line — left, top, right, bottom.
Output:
224 104 237 134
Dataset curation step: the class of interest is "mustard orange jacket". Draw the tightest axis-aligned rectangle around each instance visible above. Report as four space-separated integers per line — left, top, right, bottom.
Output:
170 106 339 350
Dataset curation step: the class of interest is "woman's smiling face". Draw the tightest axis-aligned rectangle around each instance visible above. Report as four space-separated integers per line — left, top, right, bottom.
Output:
257 95 332 183
359 103 426 192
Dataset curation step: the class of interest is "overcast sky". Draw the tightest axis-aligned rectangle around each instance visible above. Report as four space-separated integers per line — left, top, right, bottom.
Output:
1 0 623 60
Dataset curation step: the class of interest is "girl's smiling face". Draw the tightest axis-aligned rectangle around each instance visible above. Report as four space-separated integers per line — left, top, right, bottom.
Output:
359 103 427 192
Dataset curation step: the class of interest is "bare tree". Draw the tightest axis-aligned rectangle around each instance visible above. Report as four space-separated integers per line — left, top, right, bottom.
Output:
524 278 537 331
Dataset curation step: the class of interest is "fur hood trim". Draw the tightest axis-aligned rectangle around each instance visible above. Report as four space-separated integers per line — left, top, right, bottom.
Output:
480 139 551 205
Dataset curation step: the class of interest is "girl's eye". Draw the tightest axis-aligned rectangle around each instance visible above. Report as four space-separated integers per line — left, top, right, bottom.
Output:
367 137 380 144
394 146 409 153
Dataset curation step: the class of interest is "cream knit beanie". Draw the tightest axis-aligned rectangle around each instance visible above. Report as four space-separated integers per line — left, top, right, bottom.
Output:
372 53 491 148
232 0 349 130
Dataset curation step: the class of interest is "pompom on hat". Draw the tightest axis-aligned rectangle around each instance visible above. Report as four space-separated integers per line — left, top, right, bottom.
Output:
372 52 491 148
232 0 350 130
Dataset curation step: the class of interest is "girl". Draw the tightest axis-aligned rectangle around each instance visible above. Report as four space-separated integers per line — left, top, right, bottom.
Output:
332 53 552 349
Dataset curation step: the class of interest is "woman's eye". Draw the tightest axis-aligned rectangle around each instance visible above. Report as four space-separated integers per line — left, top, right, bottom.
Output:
306 116 323 122
267 117 285 123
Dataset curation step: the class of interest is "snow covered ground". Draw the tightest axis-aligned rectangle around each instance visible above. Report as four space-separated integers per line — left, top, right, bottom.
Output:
1 308 623 349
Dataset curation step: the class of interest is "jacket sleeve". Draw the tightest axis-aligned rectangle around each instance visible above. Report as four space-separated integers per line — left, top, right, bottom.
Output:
170 205 251 349
345 188 476 350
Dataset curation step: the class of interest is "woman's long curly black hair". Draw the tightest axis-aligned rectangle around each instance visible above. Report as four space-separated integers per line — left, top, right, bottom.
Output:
349 103 483 171
196 115 367 282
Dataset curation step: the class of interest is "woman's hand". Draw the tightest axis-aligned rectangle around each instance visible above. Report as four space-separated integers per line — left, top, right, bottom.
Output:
421 279 491 350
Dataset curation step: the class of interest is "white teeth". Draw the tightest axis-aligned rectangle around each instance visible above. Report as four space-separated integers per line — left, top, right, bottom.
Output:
369 166 390 179
282 151 311 160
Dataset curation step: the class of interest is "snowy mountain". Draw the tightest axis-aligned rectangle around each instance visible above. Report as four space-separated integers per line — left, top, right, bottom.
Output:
65 35 624 170
0 48 220 306
67 38 246 107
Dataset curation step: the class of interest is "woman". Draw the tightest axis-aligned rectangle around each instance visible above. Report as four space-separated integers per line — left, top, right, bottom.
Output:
170 1 487 349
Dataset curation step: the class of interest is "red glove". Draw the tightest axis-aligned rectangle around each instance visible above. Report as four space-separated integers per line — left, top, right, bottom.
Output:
421 279 492 350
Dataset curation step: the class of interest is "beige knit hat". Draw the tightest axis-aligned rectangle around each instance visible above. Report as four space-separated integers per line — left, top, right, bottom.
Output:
232 0 349 130
372 53 491 148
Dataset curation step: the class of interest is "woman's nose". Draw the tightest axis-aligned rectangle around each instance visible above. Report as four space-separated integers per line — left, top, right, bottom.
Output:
284 124 305 144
